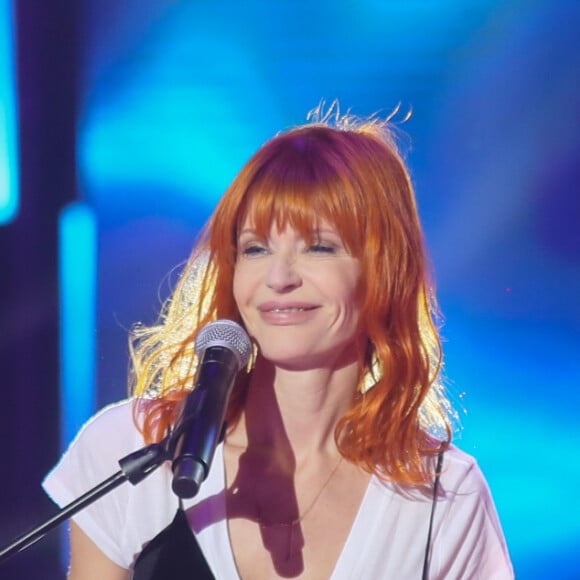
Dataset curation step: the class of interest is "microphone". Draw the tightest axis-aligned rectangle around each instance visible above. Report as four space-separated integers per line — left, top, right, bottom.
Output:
171 319 252 498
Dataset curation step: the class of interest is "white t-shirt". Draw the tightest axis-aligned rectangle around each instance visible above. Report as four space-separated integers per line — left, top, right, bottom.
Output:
43 399 513 579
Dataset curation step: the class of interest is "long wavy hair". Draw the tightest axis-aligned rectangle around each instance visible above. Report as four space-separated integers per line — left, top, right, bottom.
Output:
130 109 454 485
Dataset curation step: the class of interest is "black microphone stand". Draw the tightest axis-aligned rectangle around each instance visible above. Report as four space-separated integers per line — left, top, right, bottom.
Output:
0 438 171 564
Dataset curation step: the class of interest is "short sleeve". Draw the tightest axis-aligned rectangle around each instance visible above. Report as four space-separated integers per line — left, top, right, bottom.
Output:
42 400 177 569
432 450 514 579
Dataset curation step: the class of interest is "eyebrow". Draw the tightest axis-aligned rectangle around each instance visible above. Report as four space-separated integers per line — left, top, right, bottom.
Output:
237 228 259 237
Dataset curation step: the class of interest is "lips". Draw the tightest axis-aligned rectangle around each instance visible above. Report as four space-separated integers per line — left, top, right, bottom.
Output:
258 301 318 313
257 301 319 325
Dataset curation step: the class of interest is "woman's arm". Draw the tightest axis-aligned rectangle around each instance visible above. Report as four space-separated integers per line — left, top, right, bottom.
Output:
68 522 130 580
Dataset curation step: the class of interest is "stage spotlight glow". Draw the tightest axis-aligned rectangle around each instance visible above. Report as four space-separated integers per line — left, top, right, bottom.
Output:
58 202 98 448
0 0 19 225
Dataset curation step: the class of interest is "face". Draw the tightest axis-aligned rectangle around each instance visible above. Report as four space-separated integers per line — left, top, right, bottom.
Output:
233 218 362 371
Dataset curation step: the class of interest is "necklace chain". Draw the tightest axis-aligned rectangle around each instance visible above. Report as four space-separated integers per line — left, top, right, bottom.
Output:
258 456 344 528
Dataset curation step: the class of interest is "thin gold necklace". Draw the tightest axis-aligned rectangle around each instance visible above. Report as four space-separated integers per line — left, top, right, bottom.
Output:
257 456 344 560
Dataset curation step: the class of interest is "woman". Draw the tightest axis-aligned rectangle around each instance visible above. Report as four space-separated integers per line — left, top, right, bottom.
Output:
44 109 513 579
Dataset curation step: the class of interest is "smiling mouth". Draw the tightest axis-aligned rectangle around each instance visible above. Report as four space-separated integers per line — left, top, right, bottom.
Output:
269 307 310 313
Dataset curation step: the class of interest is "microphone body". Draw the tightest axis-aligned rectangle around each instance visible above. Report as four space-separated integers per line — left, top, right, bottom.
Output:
171 320 251 499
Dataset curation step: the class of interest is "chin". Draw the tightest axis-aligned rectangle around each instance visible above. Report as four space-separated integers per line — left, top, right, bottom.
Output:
258 343 356 372
259 349 316 369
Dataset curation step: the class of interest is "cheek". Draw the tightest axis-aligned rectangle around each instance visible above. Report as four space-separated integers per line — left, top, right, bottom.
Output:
232 263 254 310
336 268 361 305
232 265 244 309
338 272 363 327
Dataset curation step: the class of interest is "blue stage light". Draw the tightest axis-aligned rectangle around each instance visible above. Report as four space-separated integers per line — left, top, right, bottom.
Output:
0 0 19 225
58 202 98 448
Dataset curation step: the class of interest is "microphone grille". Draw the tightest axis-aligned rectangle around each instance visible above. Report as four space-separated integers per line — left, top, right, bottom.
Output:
195 319 252 369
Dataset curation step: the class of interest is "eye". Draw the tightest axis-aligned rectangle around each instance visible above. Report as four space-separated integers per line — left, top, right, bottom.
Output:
308 243 337 254
307 231 347 255
239 242 268 257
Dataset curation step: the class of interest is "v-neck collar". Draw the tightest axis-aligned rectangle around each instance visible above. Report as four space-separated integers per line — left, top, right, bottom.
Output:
187 444 387 579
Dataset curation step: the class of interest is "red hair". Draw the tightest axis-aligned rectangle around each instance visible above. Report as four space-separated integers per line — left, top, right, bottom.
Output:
131 115 453 485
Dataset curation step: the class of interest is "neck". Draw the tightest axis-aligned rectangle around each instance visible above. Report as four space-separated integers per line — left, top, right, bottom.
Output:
230 355 360 465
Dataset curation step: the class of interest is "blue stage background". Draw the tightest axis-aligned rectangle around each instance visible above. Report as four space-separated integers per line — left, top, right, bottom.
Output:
1 1 579 578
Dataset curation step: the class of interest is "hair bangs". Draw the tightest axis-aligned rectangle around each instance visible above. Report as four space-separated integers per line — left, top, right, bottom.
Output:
236 142 365 254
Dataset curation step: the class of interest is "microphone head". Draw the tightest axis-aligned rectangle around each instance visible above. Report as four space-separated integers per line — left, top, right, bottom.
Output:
195 319 252 369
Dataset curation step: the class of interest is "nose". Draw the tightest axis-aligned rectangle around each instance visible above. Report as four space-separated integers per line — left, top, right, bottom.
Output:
266 252 302 292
